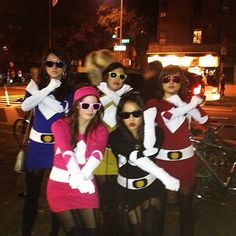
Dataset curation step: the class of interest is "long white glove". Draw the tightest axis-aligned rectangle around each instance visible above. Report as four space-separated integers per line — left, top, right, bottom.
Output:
167 95 208 124
165 95 203 120
69 174 95 194
98 82 121 105
80 155 101 180
64 151 81 189
137 157 180 191
130 151 180 191
42 95 64 113
64 151 95 194
115 84 133 96
22 79 61 111
143 107 158 156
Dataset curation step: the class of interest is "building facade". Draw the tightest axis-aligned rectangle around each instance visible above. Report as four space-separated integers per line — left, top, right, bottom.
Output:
147 0 236 83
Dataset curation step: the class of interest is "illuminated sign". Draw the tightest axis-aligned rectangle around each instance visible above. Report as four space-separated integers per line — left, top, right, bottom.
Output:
114 45 126 51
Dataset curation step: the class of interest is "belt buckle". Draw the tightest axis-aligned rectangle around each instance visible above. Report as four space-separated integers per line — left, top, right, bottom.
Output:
41 134 54 143
133 178 147 189
167 151 182 160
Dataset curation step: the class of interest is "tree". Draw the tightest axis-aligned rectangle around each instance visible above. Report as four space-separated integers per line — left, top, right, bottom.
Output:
96 1 149 69
97 1 147 41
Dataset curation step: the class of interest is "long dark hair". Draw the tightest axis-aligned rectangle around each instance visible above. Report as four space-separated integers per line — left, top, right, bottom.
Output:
67 85 104 148
38 48 72 101
116 92 144 144
155 65 188 100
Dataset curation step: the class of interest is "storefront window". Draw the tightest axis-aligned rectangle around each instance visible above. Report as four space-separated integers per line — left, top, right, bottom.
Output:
193 30 202 44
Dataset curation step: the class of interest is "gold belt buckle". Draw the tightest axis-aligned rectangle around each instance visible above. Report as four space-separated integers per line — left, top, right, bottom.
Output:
167 151 182 160
41 134 54 143
133 178 147 188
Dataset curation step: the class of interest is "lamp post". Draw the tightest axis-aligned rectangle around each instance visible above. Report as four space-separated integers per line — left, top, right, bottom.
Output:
119 0 123 45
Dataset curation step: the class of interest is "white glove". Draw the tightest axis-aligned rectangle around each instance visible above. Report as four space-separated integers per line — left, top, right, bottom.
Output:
98 82 121 105
80 156 101 180
69 173 95 194
167 95 185 107
46 79 62 92
165 103 196 120
190 95 203 108
22 79 62 112
42 95 64 113
167 95 208 124
116 84 133 96
143 108 158 156
133 155 180 191
65 151 81 174
26 79 39 94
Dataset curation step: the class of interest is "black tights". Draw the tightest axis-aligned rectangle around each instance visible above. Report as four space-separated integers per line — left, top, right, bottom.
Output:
177 188 194 236
55 209 99 236
21 169 59 236
128 198 164 236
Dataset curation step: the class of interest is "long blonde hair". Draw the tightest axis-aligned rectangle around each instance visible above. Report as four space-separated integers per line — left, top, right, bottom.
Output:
85 49 119 86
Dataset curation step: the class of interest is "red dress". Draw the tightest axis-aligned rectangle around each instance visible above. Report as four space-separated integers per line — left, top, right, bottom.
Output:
146 96 208 187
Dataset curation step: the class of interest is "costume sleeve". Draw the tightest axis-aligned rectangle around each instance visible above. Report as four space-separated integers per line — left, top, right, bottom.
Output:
188 106 209 124
41 95 65 113
22 79 61 111
87 125 109 160
51 119 73 163
109 130 144 164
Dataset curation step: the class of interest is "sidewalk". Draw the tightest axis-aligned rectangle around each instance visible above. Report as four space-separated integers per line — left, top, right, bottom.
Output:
224 84 236 97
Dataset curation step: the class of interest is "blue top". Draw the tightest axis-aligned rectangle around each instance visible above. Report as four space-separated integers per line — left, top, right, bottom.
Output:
24 91 72 169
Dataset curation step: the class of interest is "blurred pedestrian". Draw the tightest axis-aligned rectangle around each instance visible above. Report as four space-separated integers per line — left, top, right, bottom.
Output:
47 85 108 235
220 74 226 97
109 92 179 235
85 49 133 180
142 60 163 102
29 64 40 85
21 48 73 236
146 65 209 236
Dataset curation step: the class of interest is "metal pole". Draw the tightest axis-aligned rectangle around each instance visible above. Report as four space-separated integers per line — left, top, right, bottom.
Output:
119 0 123 44
49 0 52 48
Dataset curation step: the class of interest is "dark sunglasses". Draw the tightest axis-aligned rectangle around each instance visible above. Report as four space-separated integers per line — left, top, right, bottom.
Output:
162 76 181 84
44 60 65 69
120 110 143 119
108 72 127 80
79 102 101 111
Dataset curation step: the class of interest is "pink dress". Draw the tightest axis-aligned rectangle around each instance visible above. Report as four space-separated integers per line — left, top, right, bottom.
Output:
46 118 108 212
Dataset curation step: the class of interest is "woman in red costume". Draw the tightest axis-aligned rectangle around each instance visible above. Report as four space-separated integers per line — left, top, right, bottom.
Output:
146 65 209 236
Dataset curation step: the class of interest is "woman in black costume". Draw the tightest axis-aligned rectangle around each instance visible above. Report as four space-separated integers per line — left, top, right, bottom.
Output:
109 92 180 235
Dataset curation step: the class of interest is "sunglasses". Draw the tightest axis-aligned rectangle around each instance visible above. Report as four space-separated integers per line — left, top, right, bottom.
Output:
44 60 65 69
108 72 127 80
79 102 101 111
162 76 181 84
120 110 143 119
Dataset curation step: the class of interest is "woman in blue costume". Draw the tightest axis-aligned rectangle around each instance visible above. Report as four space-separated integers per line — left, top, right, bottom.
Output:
21 48 72 236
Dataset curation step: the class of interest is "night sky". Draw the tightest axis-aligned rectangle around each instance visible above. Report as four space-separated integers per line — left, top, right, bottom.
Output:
0 0 158 68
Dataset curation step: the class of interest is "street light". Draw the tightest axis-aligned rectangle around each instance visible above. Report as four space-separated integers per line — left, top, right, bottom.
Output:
119 0 123 45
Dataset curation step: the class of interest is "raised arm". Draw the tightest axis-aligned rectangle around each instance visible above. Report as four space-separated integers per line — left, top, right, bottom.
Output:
22 79 61 111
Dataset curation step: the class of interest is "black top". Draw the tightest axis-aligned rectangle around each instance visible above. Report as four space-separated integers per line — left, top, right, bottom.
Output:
108 127 165 210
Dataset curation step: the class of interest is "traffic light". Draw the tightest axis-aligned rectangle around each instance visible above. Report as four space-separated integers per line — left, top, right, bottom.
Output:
112 27 120 39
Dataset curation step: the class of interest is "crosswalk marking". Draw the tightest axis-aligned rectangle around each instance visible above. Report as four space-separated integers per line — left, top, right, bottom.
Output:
0 95 24 104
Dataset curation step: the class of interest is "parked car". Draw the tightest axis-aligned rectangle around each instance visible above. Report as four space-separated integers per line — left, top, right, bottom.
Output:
183 70 205 99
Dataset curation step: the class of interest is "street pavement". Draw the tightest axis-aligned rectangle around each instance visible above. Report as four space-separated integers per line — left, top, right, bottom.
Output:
0 89 236 236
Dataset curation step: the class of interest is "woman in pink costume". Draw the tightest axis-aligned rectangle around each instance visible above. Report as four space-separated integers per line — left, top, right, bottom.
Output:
146 65 209 236
47 85 108 236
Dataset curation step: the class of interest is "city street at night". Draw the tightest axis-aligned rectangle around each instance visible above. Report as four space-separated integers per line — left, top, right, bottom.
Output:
1 1 236 235
0 85 236 236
